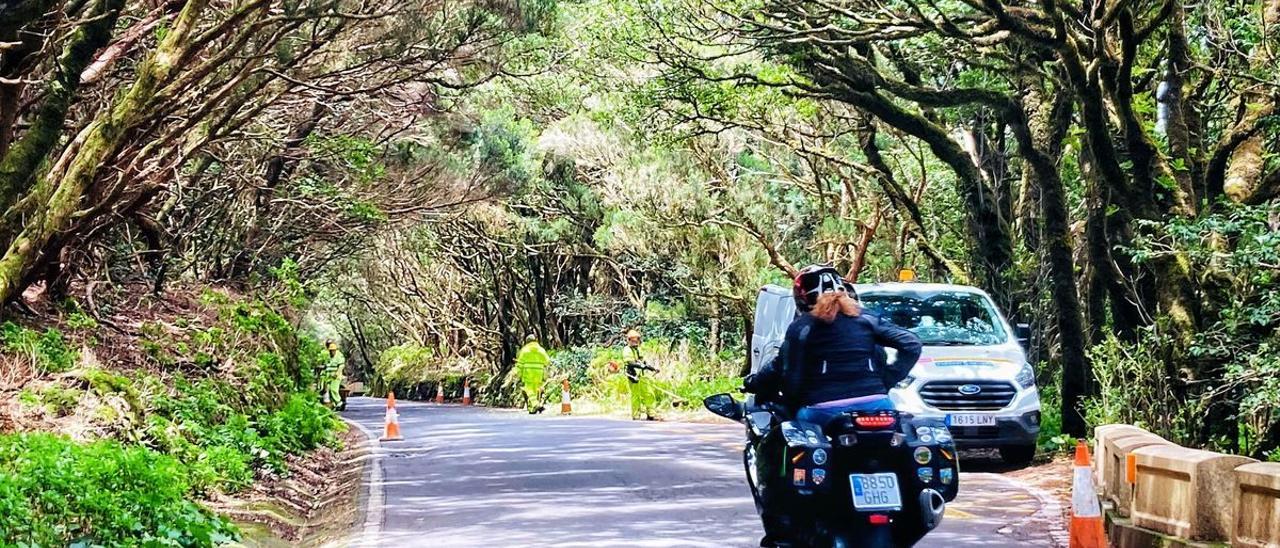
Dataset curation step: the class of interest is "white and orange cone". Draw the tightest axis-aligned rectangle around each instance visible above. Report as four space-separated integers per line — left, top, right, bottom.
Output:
435 383 444 404
380 392 403 441
560 379 572 415
1070 439 1107 548
462 379 472 406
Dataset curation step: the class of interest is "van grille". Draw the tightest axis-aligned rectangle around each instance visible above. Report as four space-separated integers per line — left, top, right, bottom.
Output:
951 426 1001 439
919 381 1016 411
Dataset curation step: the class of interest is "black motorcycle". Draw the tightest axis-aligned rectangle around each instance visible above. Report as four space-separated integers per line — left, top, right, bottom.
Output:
704 393 959 547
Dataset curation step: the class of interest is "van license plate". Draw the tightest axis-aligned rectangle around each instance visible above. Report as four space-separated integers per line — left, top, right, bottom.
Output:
947 414 997 427
849 473 902 511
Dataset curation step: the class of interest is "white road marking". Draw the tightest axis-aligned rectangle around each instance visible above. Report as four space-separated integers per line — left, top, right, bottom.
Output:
340 414 386 547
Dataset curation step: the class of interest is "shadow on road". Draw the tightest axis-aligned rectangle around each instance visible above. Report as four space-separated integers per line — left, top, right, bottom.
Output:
346 400 1057 547
955 449 1033 474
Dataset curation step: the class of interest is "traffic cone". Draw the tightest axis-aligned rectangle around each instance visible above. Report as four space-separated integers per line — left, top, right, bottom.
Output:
380 392 403 441
560 379 572 415
1070 439 1107 548
435 383 444 404
462 379 472 406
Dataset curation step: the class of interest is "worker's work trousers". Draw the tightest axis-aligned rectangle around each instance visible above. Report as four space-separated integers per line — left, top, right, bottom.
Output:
519 366 545 412
629 377 656 420
323 376 342 408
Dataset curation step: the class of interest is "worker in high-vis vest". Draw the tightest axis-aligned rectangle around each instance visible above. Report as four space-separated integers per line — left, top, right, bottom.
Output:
515 334 550 414
622 330 659 420
322 340 345 409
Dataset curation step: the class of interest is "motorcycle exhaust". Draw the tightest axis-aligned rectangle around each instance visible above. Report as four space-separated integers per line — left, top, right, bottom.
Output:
919 488 946 531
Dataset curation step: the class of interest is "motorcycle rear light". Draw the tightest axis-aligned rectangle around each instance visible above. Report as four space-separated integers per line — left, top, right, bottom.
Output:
868 514 890 525
854 414 897 429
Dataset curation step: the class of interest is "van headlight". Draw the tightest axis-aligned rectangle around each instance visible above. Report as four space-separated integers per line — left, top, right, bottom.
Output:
1015 364 1035 389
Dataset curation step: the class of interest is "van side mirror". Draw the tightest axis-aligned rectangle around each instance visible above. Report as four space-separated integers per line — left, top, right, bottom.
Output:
1015 323 1032 349
703 393 744 421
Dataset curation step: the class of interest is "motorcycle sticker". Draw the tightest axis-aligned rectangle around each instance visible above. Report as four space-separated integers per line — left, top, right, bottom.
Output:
932 427 953 443
917 467 934 483
812 468 826 485
914 446 933 465
940 468 954 485
793 468 806 486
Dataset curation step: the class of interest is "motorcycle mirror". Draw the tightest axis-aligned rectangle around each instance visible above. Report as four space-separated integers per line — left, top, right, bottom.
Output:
703 393 743 421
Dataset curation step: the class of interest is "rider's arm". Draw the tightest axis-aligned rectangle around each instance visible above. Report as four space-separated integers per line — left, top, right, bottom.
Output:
744 354 781 395
869 315 922 387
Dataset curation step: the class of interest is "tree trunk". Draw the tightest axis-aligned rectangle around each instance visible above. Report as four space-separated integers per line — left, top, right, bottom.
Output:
1007 92 1092 437
0 0 210 305
0 0 126 212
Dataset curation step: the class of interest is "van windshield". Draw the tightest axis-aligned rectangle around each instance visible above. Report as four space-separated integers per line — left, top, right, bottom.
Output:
859 291 1009 346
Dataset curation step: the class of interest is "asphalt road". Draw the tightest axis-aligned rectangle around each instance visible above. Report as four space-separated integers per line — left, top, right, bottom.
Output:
341 397 1064 547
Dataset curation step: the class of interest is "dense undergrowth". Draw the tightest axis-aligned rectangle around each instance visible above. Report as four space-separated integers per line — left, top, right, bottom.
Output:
0 286 345 546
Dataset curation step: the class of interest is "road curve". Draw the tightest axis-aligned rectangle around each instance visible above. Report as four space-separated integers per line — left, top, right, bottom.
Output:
341 397 1063 547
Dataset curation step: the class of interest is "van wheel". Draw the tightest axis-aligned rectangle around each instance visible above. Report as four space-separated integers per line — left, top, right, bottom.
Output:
999 444 1036 466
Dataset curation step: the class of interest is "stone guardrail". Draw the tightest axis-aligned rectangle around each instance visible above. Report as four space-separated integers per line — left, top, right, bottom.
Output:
1094 424 1280 548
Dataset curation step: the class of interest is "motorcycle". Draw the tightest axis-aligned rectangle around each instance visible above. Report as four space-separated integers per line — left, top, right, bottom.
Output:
704 393 959 547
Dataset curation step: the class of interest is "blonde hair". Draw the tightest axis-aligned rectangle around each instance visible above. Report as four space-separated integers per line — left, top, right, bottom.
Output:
811 292 860 324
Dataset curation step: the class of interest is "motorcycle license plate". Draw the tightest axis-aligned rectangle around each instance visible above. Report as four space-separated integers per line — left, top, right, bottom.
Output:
849 473 902 511
947 414 997 427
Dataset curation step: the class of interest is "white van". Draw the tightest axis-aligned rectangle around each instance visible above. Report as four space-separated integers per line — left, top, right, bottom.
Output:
750 282 1041 465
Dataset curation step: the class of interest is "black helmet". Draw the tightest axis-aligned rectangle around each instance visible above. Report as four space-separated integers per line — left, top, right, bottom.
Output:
792 264 846 312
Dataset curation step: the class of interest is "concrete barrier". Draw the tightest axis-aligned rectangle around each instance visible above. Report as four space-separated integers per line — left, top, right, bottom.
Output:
1233 462 1280 548
1103 433 1169 515
1095 425 1155 488
1130 444 1257 540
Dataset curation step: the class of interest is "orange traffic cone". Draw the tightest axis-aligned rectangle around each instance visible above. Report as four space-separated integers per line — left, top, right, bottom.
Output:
462 379 472 406
560 379 572 415
1070 439 1107 548
435 383 444 404
380 392 403 441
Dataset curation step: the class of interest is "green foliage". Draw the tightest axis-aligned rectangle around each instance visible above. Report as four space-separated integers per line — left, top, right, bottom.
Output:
545 335 744 414
34 386 83 417
1085 329 1186 438
470 107 537 191
0 433 238 547
263 393 345 455
4 290 346 528
307 134 386 184
16 388 37 407
375 342 438 386
0 322 77 373
136 372 343 494
1101 203 1280 456
65 311 97 331
270 258 312 308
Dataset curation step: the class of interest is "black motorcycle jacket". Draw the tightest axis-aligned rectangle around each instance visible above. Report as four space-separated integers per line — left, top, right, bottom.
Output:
743 356 783 403
780 312 922 409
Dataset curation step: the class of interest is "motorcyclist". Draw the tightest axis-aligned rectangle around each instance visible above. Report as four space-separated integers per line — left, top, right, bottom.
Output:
746 265 922 546
787 266 921 422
